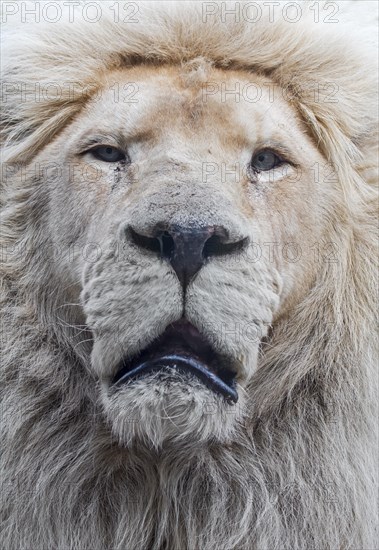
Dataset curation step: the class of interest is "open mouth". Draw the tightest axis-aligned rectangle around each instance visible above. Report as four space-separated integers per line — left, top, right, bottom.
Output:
112 319 238 402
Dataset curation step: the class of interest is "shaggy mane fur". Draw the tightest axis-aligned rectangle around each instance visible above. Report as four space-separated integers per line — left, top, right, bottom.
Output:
1 1 378 549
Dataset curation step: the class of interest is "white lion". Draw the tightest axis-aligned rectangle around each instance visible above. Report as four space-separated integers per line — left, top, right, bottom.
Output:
1 1 378 549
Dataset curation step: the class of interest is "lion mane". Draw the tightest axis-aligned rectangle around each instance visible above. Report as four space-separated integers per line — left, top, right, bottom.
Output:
1 1 378 549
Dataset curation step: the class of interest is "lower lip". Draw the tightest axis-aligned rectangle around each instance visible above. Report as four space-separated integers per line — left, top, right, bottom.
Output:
113 353 238 403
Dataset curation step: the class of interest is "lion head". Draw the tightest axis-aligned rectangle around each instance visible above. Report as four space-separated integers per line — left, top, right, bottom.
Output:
47 61 330 449
1 2 378 549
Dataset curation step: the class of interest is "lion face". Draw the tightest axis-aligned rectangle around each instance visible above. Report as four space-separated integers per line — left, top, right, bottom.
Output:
37 63 328 449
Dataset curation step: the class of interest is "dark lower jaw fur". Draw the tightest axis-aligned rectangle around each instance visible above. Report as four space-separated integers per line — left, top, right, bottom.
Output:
112 319 238 403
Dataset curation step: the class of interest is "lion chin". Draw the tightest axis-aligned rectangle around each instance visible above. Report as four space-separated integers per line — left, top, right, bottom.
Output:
101 319 246 449
1 2 378 550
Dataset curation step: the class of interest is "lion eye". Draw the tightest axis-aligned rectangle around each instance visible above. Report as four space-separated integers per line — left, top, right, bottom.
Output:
90 146 126 163
251 149 283 172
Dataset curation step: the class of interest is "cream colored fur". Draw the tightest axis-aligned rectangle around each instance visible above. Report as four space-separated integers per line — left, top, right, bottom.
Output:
1 1 378 549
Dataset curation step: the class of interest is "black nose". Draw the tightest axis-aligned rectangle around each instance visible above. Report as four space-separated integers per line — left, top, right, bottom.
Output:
128 223 248 288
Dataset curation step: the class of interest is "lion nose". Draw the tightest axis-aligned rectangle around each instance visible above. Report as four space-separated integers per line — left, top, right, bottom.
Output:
128 224 248 288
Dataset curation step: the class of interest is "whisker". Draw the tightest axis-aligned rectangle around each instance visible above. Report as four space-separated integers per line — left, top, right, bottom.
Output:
73 337 94 351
